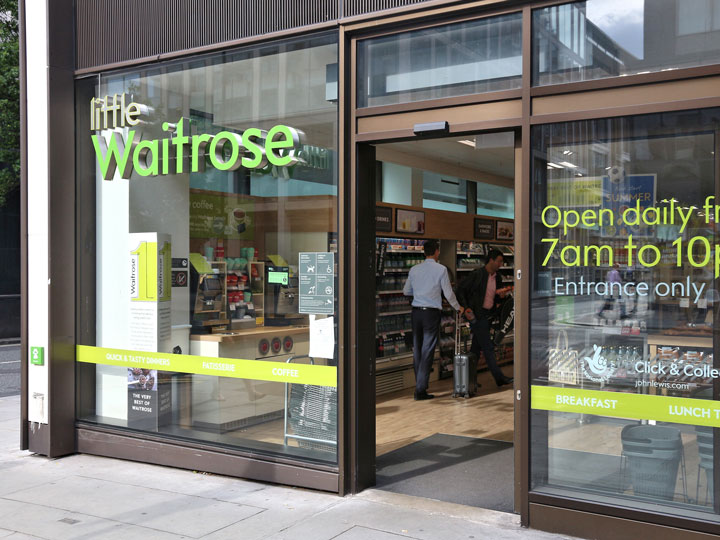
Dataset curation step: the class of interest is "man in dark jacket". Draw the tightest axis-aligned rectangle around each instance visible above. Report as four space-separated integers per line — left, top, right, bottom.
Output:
457 248 513 387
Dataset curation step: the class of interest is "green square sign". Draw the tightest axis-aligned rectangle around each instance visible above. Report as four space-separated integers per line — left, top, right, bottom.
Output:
30 346 44 366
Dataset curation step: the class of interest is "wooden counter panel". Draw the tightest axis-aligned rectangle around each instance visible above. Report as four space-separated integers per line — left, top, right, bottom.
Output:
191 325 309 343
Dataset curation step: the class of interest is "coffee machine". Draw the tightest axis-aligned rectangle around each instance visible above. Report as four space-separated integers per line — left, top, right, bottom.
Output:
190 261 229 332
264 265 301 326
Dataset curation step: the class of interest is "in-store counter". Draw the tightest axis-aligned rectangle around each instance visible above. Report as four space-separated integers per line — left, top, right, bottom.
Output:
188 253 311 433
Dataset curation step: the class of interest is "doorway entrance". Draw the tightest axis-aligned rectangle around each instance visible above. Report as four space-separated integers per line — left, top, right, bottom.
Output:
361 131 518 512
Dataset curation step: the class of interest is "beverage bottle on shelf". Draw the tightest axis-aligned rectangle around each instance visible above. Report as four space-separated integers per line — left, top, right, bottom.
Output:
616 347 627 378
385 335 394 355
631 347 641 375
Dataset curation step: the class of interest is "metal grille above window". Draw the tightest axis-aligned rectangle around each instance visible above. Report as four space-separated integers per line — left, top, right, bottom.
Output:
343 0 431 18
75 0 339 70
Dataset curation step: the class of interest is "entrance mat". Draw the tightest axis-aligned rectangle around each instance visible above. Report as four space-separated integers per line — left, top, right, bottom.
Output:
375 433 513 513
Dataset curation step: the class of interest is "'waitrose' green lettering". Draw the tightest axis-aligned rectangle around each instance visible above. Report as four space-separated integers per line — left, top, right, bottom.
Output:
91 94 302 180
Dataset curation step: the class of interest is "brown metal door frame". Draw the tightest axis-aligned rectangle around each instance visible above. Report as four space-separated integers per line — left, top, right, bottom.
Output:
347 86 528 520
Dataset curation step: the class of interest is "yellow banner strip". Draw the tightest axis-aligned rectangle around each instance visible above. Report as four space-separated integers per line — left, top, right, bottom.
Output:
77 345 337 387
532 385 720 428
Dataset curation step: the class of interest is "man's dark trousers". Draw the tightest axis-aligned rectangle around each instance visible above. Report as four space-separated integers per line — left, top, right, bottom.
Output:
411 307 441 394
470 310 506 384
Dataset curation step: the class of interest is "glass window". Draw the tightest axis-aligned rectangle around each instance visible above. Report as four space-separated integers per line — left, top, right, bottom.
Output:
422 171 467 213
76 33 339 465
533 0 720 86
531 109 720 520
381 162 413 206
476 181 514 219
357 13 522 108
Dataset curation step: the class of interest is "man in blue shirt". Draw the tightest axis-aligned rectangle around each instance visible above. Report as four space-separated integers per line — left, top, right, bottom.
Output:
403 239 464 400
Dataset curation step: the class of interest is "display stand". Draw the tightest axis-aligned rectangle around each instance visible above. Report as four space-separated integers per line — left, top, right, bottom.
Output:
283 355 337 453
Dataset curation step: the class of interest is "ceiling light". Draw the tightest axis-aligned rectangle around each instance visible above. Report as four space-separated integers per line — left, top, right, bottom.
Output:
458 140 475 148
547 162 564 169
563 150 573 155
558 161 577 168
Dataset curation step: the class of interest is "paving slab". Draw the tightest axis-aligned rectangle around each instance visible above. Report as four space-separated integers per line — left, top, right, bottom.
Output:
199 487 343 540
0 499 186 540
333 526 419 540
0 411 17 424
56 453 269 502
4 476 263 537
0 419 19 432
261 495 572 540
0 398 19 423
358 489 522 530
0 466 68 497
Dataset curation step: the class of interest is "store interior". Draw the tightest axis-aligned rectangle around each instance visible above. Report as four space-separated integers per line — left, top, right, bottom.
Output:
370 132 517 512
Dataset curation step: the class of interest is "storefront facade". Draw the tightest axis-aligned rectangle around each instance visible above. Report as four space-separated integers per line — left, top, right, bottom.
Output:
20 0 720 538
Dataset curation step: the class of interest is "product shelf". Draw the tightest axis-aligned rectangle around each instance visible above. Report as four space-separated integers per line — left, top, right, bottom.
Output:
376 328 412 336
376 309 412 317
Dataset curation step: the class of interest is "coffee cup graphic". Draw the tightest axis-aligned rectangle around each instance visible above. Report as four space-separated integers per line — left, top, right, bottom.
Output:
233 208 246 233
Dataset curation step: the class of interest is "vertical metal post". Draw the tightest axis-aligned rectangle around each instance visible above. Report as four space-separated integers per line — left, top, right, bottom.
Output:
24 0 77 457
518 4 533 526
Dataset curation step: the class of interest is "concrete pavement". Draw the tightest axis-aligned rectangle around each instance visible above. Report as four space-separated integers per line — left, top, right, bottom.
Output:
0 395 575 539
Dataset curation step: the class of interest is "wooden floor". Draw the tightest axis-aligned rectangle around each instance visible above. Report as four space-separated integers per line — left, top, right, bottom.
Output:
376 367 515 456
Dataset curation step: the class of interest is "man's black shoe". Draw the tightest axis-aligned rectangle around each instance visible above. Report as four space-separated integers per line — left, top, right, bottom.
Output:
414 391 435 400
496 377 513 387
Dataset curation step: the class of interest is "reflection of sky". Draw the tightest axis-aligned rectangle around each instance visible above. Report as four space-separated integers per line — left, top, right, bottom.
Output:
587 0 644 59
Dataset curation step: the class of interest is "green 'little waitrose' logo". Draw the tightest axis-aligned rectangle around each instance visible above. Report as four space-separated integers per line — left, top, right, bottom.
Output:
90 93 302 180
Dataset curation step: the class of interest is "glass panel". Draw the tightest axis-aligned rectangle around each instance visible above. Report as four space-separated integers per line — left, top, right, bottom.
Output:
381 162 413 206
76 33 339 465
476 182 514 219
422 172 467 213
533 0 720 86
531 109 720 519
357 13 522 108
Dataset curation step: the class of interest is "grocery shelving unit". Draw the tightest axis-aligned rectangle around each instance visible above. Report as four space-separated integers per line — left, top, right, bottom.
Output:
375 235 516 394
